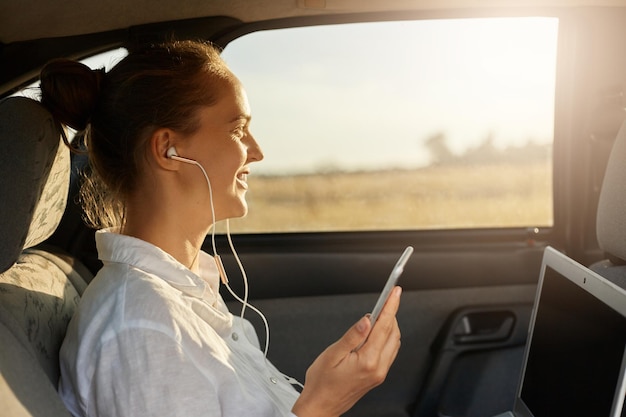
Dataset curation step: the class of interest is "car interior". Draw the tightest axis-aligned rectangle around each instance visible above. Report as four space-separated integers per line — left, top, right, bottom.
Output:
1 1 626 417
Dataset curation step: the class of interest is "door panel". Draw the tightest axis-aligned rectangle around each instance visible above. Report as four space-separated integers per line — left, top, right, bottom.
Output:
218 239 545 297
414 305 532 417
227 257 537 417
217 235 542 416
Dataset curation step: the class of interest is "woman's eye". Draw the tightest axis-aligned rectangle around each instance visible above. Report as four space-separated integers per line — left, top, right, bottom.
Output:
232 126 246 139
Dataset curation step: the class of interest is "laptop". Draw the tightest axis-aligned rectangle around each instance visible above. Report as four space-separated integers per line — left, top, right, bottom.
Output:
493 246 626 417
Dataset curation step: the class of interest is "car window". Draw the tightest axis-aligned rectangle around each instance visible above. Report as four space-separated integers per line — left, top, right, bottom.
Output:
13 48 128 100
221 17 559 234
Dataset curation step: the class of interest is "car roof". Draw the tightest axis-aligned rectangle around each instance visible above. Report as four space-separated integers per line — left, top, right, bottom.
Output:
2 0 626 95
6 0 626 44
6 0 626 43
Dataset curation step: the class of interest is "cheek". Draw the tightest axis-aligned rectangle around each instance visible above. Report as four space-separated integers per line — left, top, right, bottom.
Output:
204 144 247 188
207 161 241 192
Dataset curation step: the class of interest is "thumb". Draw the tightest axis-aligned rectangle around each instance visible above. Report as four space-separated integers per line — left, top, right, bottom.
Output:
328 316 371 359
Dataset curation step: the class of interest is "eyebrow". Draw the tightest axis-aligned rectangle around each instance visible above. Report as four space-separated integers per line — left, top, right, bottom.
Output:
229 114 251 124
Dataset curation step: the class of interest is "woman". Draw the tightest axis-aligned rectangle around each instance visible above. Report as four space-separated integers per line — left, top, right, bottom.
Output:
40 40 401 417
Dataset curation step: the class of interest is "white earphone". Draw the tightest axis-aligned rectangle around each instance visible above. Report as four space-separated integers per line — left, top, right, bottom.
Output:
167 146 197 165
166 145 178 158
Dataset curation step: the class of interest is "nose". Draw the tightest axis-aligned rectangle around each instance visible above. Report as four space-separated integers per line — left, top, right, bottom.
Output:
247 133 264 163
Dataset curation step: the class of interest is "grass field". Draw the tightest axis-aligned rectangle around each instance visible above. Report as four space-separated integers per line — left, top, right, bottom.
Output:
227 161 552 233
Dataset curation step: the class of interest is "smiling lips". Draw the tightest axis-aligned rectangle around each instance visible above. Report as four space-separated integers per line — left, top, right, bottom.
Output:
237 172 249 189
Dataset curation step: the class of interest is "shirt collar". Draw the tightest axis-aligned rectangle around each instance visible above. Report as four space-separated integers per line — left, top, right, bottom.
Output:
95 228 220 304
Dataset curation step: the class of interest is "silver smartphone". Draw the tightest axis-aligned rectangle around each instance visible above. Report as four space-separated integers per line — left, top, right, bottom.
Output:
369 246 414 326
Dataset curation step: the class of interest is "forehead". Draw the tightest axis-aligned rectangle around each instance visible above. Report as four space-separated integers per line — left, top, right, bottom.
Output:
196 77 250 124
214 76 250 117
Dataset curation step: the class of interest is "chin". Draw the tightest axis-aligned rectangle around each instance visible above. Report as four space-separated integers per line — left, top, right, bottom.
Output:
236 205 249 218
219 201 248 221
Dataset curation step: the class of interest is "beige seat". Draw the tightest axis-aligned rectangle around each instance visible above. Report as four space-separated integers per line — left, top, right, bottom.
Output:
0 96 90 417
592 119 626 287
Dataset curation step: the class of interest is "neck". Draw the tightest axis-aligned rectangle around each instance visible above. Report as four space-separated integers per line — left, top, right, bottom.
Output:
122 193 211 272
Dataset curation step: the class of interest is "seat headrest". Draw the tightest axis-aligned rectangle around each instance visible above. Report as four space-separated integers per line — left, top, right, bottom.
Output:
0 97 70 273
597 120 626 263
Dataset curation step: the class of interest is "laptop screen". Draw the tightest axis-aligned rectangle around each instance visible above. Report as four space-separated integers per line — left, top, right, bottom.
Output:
519 263 626 417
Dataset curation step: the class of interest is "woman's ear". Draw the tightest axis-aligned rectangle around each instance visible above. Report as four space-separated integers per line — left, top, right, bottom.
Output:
150 128 179 170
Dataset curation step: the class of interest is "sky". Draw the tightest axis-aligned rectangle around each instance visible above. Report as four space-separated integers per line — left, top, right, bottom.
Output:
221 17 559 174
65 16 559 175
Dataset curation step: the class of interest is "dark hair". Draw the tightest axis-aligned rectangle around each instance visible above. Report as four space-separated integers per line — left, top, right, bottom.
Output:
40 40 232 228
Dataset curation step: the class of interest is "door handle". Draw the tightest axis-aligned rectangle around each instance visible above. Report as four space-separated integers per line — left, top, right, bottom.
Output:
453 311 515 344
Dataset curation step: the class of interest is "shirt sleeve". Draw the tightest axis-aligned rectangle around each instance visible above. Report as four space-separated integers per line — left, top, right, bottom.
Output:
88 326 221 417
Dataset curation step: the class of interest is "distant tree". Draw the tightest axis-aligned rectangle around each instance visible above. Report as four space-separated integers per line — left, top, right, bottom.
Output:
422 131 551 167
425 132 454 165
462 132 500 165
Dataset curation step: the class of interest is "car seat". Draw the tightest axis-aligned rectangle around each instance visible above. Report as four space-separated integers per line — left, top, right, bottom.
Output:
0 96 91 417
592 119 626 287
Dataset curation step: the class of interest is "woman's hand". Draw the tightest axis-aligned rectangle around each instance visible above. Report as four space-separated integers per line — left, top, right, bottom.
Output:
291 286 402 417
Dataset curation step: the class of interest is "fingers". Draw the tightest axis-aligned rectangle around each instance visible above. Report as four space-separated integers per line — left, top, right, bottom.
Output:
359 286 402 360
378 318 401 369
326 315 372 362
316 286 401 367
292 290 403 417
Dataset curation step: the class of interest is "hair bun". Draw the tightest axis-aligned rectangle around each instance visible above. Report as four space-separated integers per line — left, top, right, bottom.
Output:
40 59 105 131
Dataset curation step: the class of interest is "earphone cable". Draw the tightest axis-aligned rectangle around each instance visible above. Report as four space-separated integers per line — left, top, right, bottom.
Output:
224 220 303 388
194 156 302 387
198 163 269 357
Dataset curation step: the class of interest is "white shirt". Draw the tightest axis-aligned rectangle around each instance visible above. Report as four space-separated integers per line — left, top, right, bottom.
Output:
59 229 300 417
